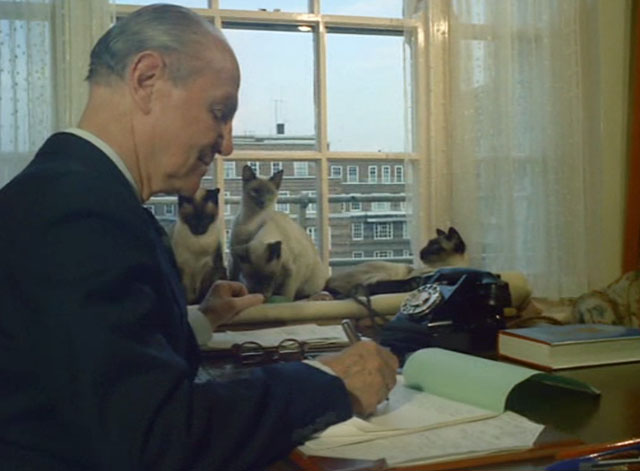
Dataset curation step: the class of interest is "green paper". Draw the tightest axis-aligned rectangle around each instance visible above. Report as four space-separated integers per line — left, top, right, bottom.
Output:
402 348 597 413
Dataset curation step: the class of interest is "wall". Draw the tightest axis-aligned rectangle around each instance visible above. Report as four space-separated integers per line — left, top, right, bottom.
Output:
599 0 632 284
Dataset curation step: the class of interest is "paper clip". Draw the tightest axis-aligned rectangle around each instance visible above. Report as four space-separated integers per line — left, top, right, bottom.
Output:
547 441 640 471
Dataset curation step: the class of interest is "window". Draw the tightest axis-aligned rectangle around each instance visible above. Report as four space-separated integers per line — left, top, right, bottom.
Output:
248 161 259 176
330 165 343 179
368 166 378 183
164 203 175 217
403 249 411 257
346 166 359 183
372 201 391 212
352 251 364 259
350 197 362 211
302 190 316 213
277 190 290 213
224 161 236 178
294 162 310 177
402 222 408 239
374 223 392 240
395 165 404 183
143 204 155 215
381 166 391 184
271 161 283 175
352 222 363 240
374 250 393 258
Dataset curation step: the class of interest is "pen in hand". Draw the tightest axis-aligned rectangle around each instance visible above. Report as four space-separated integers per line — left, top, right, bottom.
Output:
341 319 361 344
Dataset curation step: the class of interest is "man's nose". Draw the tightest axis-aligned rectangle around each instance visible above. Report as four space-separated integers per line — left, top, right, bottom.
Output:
218 122 233 156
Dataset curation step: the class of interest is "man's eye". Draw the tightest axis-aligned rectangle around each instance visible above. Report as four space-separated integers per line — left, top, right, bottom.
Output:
211 108 225 121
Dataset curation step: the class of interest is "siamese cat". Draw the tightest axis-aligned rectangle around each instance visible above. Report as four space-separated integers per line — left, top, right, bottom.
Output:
171 188 227 304
229 164 283 281
231 212 329 300
325 226 468 296
230 165 328 299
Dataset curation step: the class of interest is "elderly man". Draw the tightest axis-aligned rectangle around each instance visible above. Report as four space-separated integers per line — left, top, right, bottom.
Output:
0 4 397 471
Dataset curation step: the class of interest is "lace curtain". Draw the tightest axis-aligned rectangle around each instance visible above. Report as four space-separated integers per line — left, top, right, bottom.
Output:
0 0 113 187
407 0 606 298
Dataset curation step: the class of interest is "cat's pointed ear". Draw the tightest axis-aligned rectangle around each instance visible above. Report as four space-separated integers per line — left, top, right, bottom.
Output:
205 188 220 205
178 194 194 208
270 169 284 190
447 226 461 240
242 165 257 182
436 228 446 237
266 241 282 262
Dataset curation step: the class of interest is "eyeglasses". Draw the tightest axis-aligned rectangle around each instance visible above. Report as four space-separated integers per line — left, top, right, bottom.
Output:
231 338 309 365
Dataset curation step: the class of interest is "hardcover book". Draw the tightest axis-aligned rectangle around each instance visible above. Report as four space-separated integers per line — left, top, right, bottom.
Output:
498 323 640 370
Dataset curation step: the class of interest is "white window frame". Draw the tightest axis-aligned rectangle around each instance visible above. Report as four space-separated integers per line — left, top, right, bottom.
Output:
306 226 317 243
164 203 175 217
368 165 378 183
302 190 317 213
374 250 393 258
248 161 260 176
294 162 310 177
330 165 343 179
346 166 359 183
352 222 364 240
352 251 364 259
114 5 423 266
271 161 283 175
224 161 236 178
374 222 393 240
381 165 391 184
395 165 404 183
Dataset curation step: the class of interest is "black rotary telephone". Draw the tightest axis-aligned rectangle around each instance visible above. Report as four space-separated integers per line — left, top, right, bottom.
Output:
379 268 511 363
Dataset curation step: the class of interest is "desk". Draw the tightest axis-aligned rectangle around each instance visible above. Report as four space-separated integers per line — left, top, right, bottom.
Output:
268 361 640 471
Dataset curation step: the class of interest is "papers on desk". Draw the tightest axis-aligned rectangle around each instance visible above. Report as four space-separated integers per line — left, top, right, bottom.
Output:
204 323 350 351
299 348 566 467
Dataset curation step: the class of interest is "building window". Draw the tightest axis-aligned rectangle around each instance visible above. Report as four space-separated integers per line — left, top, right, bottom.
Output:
395 165 404 183
368 165 378 183
371 201 391 212
271 161 283 175
381 165 391 183
164 203 175 217
352 222 364 240
294 162 309 177
302 190 316 213
374 222 392 240
143 204 155 215
306 226 317 243
330 165 343 179
248 161 260 176
374 250 393 258
347 166 359 183
351 196 362 212
402 222 408 239
277 190 290 213
224 161 236 178
352 251 364 259
225 191 232 215
403 249 411 257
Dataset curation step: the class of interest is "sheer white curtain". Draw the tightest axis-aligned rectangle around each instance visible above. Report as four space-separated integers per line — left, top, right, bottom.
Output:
407 0 605 298
0 0 114 188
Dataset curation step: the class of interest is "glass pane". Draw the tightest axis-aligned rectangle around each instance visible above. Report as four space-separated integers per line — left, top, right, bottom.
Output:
220 0 308 13
224 27 316 150
321 0 402 18
223 160 320 253
327 32 408 152
114 0 209 7
327 159 409 272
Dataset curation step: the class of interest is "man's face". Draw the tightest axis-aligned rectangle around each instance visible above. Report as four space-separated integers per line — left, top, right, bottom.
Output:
149 39 239 196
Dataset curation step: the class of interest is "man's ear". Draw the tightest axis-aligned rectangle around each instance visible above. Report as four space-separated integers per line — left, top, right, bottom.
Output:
128 51 167 114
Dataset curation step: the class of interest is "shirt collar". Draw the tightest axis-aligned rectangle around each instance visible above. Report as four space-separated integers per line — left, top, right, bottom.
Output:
63 127 141 200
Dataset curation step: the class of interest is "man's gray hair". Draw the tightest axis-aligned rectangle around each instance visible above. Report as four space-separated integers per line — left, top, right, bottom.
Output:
87 3 220 85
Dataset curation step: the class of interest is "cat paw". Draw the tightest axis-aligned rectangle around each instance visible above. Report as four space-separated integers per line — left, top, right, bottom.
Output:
306 291 334 301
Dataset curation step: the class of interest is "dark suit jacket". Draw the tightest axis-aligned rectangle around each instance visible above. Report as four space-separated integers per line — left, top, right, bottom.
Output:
0 133 351 471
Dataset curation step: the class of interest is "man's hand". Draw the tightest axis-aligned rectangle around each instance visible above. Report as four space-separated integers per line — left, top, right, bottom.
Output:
317 341 399 417
199 280 264 329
